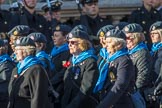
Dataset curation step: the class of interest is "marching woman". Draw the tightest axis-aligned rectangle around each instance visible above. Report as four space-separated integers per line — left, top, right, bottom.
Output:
61 29 99 108
149 21 162 107
28 32 53 78
123 23 152 95
0 39 15 108
7 37 51 108
50 24 72 108
97 29 135 108
93 25 115 96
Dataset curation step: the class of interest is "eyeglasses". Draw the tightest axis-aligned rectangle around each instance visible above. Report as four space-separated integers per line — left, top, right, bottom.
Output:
68 40 79 45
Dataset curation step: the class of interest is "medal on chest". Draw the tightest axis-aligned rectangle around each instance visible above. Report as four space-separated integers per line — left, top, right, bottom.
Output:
73 67 81 80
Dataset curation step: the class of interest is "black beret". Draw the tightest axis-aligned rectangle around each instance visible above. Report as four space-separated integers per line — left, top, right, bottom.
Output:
27 32 47 43
66 30 89 40
53 24 72 33
97 25 115 37
41 3 49 12
115 22 129 30
9 1 23 12
105 29 126 40
15 37 36 47
8 25 30 37
81 0 98 5
0 39 5 47
122 23 143 33
51 0 63 11
72 25 88 33
150 21 162 31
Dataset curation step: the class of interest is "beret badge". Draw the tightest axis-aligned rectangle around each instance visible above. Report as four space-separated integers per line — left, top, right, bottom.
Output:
56 25 60 31
13 30 18 36
30 36 35 40
68 33 73 38
99 31 105 37
152 26 156 31
124 27 129 32
16 39 20 44
55 3 59 6
106 31 111 37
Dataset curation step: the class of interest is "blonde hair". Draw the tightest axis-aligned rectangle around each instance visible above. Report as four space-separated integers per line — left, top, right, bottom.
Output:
76 38 91 51
109 37 126 51
15 46 36 57
131 33 145 44
155 29 162 38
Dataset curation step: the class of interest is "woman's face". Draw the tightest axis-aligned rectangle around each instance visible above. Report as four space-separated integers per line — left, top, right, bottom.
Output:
105 38 116 55
150 30 161 43
10 36 17 51
68 38 82 55
15 46 25 61
52 31 66 47
125 33 136 50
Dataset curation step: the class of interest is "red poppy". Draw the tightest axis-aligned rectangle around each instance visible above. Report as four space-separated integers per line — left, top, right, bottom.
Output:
63 61 71 68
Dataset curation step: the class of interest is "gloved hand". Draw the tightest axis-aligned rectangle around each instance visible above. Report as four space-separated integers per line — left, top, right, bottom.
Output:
154 82 162 96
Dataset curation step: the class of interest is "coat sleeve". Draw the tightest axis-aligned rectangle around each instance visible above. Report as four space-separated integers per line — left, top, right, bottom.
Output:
28 66 49 108
135 50 152 89
97 57 132 108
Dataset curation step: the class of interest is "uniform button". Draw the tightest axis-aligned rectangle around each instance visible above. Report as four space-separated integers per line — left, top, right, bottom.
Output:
142 21 146 24
141 11 144 14
39 25 42 28
144 31 147 34
138 8 141 10
105 90 107 93
49 27 51 30
4 21 7 24
145 41 147 43
154 11 157 14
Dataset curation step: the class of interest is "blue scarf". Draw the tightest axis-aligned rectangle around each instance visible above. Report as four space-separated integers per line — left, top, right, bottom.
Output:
50 43 69 57
0 54 12 64
99 48 108 60
128 42 148 55
72 49 97 66
36 51 54 70
93 48 128 93
17 56 42 75
150 42 162 55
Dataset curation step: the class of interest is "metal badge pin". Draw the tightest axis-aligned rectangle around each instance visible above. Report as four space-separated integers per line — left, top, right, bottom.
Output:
74 73 79 79
4 21 7 24
74 68 80 80
39 25 42 28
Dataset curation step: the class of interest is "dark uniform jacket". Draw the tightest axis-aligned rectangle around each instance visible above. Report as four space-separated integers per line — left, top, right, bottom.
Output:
7 65 51 108
74 15 111 45
97 55 135 108
129 6 161 49
0 9 12 33
152 48 162 86
61 57 99 108
51 50 71 95
129 49 152 90
0 60 15 108
152 48 162 76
